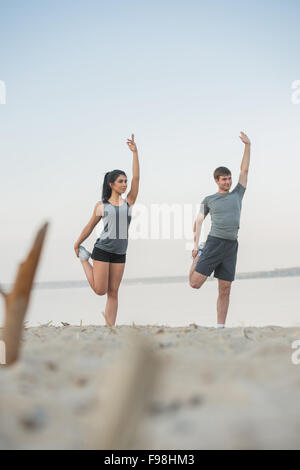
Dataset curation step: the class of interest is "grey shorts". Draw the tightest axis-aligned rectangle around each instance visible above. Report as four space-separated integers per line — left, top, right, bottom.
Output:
195 235 239 282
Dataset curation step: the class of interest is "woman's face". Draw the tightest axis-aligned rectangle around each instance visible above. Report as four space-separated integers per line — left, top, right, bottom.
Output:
110 174 128 193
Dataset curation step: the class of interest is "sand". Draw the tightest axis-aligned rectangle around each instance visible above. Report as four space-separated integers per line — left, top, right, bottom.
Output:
1 324 300 450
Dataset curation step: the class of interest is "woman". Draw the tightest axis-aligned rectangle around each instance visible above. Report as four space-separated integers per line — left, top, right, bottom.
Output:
74 134 140 326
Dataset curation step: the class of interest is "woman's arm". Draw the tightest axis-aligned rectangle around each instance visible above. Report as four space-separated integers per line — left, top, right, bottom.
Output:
74 202 103 255
126 133 140 206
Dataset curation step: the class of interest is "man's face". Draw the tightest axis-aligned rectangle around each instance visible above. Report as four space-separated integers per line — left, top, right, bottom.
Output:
215 174 232 191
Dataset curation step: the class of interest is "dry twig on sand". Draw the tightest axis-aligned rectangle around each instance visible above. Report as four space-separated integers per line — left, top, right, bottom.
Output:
0 222 49 366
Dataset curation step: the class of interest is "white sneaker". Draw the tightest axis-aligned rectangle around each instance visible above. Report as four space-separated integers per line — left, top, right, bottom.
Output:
197 242 206 256
78 245 91 261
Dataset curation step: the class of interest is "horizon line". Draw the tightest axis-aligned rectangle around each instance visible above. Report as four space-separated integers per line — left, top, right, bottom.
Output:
1 266 299 290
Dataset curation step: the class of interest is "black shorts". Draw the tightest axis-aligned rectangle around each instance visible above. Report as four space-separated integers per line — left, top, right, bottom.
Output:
195 235 238 282
91 246 126 264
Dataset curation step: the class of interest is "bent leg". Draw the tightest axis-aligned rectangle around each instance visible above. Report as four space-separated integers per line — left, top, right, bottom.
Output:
189 255 208 289
80 260 95 290
217 279 232 324
104 262 125 326
81 259 109 295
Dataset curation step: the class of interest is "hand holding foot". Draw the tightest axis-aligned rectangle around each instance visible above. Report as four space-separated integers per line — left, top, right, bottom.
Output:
74 244 79 257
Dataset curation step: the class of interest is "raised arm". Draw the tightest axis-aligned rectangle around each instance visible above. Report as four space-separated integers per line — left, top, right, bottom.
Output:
126 133 140 206
238 131 251 188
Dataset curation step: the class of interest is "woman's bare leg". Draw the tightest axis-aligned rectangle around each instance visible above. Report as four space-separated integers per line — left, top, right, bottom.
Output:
80 259 109 295
80 260 95 290
104 262 126 326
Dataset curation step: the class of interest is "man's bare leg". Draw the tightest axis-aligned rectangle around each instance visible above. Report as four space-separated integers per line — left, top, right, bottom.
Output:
217 279 232 325
189 255 208 289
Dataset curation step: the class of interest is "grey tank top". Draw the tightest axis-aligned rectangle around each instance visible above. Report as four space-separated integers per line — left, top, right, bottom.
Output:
95 200 132 254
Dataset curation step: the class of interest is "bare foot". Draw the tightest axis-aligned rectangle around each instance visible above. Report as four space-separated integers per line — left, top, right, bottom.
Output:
101 311 112 327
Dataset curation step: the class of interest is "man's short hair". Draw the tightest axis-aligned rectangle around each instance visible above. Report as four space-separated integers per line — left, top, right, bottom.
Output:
214 166 231 180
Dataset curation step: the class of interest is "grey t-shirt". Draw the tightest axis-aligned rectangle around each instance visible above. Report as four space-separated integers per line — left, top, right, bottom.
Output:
200 182 246 240
95 200 132 254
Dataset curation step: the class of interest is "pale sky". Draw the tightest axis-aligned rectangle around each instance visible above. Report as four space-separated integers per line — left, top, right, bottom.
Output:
0 0 300 283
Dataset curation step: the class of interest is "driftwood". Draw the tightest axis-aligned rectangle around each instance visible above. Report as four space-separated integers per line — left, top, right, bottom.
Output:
0 222 49 366
95 333 160 450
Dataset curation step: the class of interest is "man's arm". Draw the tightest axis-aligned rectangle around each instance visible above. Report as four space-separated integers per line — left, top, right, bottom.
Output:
192 213 205 256
238 131 251 188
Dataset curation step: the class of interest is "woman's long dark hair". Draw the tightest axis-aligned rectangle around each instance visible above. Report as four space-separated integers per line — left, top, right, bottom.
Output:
102 170 127 203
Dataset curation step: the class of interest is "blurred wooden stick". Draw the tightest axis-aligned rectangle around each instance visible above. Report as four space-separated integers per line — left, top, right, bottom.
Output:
96 333 159 450
0 222 49 366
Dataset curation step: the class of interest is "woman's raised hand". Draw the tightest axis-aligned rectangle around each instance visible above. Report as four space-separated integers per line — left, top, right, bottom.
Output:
126 133 137 153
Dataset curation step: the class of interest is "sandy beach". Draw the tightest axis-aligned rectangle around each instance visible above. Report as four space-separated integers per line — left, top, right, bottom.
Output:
1 324 300 450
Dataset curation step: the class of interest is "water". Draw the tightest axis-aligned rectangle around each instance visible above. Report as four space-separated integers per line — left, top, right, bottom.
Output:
1 277 299 328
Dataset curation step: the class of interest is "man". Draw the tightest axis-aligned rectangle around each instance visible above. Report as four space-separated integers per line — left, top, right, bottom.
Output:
189 131 251 328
